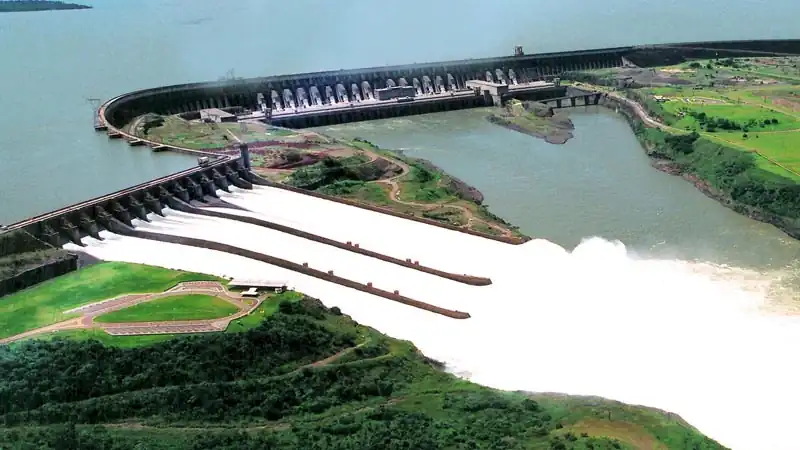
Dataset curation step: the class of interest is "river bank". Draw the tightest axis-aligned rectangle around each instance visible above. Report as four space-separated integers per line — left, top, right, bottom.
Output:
598 93 800 241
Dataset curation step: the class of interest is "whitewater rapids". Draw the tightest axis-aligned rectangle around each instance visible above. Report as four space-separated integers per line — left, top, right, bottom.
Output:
64 185 800 450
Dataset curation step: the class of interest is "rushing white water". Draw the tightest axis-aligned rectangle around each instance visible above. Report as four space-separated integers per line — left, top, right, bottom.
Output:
64 185 800 450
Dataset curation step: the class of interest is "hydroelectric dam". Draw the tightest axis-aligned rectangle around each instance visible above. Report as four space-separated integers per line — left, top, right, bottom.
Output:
5 38 800 317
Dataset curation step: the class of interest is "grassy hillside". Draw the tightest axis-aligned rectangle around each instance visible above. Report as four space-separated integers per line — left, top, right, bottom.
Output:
0 296 727 450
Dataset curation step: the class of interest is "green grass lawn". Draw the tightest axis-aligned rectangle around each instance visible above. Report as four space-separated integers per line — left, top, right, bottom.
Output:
0 262 223 339
141 116 293 150
94 294 239 323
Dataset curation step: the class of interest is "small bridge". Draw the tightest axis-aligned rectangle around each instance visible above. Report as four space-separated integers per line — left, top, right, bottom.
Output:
539 91 604 108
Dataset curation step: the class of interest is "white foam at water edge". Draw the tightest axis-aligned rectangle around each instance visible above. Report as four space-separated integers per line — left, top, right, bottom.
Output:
64 185 800 450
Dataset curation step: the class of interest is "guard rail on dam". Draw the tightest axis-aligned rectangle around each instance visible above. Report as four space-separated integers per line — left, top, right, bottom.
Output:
99 39 800 131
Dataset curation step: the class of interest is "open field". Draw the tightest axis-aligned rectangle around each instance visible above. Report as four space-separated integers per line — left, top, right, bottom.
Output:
94 293 239 323
629 68 800 180
0 262 223 339
134 115 296 149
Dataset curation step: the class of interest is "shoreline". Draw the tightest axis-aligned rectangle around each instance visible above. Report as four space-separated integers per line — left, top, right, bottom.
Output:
599 94 800 241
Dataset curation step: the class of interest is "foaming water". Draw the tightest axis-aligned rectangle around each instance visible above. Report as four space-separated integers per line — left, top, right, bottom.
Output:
65 186 800 450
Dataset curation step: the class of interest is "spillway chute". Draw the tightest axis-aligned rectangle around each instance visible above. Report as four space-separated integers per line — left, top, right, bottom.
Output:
361 81 373 100
495 69 507 84
296 87 310 108
336 83 349 103
435 75 445 93
271 90 283 110
309 86 323 107
447 73 457 91
325 85 336 105
350 83 362 102
508 69 518 85
422 75 434 95
282 88 296 109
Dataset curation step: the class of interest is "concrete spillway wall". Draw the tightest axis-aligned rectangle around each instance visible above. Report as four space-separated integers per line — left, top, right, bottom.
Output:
103 219 471 320
7 158 252 248
100 39 800 130
167 199 493 286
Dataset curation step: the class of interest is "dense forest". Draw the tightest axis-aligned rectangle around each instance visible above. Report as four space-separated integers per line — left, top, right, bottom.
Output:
0 296 726 449
0 1 91 13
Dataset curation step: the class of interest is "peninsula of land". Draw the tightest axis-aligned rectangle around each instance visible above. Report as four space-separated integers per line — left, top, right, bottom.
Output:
487 99 576 144
0 1 90 13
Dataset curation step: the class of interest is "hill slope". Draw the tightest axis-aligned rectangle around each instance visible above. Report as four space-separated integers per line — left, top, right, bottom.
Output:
0 296 727 450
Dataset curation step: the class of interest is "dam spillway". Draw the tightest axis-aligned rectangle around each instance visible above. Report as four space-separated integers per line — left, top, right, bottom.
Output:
98 38 800 132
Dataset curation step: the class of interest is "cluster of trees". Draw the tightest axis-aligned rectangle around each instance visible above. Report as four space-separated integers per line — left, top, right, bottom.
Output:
287 155 380 190
0 1 91 13
0 298 355 416
685 110 779 132
0 295 728 450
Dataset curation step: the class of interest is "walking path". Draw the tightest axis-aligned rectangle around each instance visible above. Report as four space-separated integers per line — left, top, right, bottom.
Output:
363 151 515 238
0 282 262 344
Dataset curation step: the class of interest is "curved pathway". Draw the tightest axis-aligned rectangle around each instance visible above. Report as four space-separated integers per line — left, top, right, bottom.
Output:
362 150 515 238
0 282 261 344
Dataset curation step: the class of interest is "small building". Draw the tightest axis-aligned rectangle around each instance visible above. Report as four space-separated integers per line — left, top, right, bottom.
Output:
242 287 259 297
375 85 416 101
653 95 669 102
199 108 237 123
228 278 289 293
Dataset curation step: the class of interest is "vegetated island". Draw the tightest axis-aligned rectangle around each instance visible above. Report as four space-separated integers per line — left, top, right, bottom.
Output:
488 99 576 144
129 114 525 241
566 55 800 239
0 1 91 13
0 260 727 449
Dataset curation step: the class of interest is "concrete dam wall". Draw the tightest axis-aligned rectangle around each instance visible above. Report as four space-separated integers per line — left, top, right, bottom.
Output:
6 158 252 248
100 39 800 131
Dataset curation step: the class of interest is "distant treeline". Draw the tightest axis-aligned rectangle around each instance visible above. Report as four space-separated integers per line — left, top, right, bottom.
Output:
0 1 91 13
